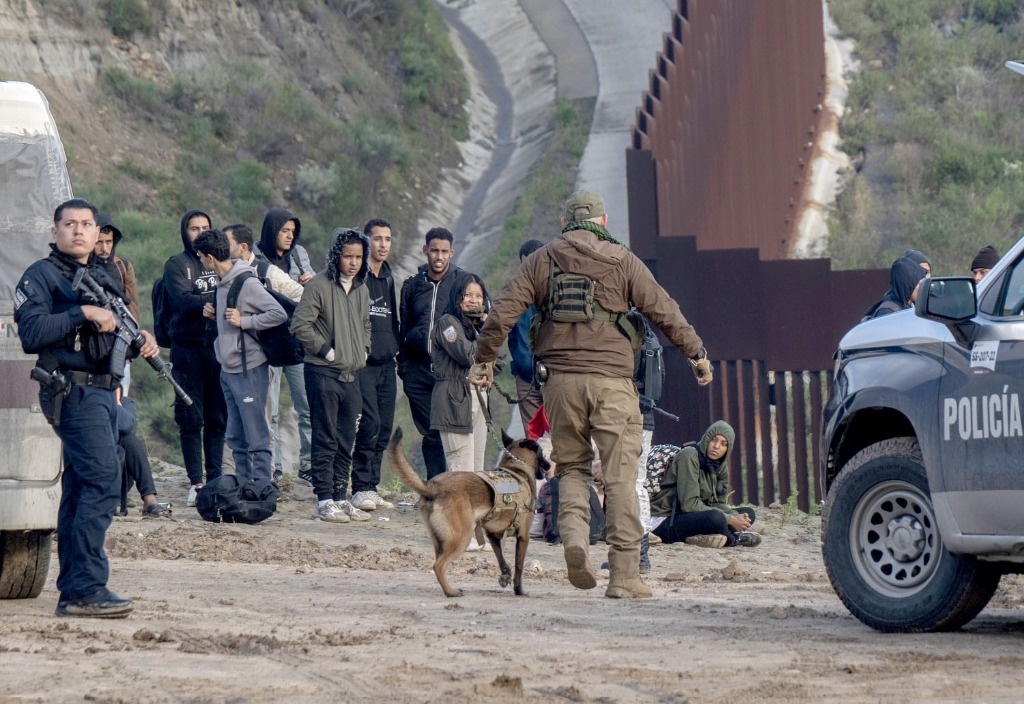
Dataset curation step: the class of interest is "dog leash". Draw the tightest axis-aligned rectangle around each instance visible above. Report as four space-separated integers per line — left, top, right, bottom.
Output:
474 385 533 471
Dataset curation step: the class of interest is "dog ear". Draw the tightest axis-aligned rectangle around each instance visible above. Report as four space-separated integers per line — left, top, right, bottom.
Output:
501 429 515 448
516 439 551 478
535 447 551 478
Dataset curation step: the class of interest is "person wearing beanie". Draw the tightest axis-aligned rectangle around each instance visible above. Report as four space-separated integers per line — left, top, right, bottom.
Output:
970 245 1000 283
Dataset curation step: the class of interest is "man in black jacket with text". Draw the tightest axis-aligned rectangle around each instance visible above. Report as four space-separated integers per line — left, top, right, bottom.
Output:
398 227 471 479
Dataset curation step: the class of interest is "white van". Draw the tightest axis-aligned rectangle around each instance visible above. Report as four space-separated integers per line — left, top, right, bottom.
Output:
0 81 73 598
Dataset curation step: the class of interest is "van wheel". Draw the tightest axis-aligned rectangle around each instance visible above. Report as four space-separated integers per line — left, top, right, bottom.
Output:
0 531 52 599
821 437 999 632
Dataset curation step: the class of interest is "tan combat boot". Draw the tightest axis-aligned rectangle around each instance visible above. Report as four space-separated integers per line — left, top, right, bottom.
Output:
605 549 652 599
564 543 597 589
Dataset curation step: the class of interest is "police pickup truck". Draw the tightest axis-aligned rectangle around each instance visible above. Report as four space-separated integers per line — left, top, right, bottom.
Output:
821 249 1024 632
0 81 71 599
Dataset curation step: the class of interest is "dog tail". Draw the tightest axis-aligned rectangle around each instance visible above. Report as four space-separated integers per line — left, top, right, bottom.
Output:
387 428 435 498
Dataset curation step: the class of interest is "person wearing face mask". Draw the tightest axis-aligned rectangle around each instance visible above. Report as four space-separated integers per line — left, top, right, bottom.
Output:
646 420 760 549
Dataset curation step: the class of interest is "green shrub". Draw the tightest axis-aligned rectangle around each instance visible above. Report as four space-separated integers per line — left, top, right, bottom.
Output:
108 0 153 40
349 119 411 169
294 163 341 209
104 68 163 112
971 0 1019 24
224 160 272 222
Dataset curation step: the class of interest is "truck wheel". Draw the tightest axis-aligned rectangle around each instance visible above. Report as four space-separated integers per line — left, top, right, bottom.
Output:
821 437 1000 632
0 531 52 599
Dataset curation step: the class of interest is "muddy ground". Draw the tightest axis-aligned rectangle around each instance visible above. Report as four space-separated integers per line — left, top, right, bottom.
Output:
2 465 1024 704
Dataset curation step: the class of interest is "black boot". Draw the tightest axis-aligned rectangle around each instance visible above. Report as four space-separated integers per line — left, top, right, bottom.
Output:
639 533 651 573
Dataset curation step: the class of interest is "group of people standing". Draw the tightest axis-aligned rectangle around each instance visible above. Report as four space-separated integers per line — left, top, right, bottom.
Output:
862 243 1002 323
18 187 735 617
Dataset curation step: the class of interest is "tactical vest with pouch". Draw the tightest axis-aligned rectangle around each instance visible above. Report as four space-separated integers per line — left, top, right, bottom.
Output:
529 257 642 350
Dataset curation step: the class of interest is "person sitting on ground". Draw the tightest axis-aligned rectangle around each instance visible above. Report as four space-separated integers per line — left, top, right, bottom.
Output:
970 245 1000 284
647 420 759 549
862 255 929 321
116 390 172 519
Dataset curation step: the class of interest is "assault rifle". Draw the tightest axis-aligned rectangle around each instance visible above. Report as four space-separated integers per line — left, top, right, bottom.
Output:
72 267 193 405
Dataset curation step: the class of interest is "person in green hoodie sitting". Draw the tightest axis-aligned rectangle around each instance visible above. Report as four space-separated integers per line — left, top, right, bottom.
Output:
647 420 760 549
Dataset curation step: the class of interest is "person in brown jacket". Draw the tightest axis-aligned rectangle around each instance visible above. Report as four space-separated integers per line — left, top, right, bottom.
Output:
93 212 139 394
470 190 713 599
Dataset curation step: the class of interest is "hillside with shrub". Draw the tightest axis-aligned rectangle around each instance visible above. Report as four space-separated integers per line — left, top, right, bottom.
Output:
829 0 1024 273
0 0 469 455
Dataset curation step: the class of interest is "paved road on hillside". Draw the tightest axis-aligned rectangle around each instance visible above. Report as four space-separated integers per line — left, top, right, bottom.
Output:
523 0 677 245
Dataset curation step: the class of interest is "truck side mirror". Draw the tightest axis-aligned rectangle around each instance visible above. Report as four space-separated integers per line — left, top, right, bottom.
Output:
915 277 977 347
915 277 976 322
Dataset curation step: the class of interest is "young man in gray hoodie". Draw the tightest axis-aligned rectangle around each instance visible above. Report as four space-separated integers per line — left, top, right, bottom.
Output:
194 229 287 485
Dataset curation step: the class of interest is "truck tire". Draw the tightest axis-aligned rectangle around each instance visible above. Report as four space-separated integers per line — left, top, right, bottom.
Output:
821 437 1000 633
0 530 52 599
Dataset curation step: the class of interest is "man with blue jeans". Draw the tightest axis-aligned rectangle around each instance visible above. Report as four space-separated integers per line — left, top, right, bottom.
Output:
257 207 313 481
195 229 286 484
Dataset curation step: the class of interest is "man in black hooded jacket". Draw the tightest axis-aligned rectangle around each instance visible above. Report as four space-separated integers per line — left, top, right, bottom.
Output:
161 208 226 505
256 206 313 480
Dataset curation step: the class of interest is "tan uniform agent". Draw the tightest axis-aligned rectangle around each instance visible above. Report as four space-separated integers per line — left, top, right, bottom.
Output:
471 190 712 598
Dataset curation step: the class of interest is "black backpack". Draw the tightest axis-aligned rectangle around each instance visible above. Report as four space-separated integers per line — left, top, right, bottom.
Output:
635 316 664 412
540 477 606 545
224 270 304 369
152 277 172 348
196 474 278 524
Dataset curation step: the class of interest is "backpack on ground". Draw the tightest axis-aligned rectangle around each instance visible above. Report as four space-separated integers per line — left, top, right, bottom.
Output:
635 316 665 412
225 271 304 368
152 277 172 347
196 474 278 524
539 476 606 545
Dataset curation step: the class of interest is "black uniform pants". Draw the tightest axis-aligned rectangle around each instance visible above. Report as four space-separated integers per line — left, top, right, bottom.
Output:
352 361 398 493
402 361 447 479
653 506 757 546
171 344 226 486
55 384 120 603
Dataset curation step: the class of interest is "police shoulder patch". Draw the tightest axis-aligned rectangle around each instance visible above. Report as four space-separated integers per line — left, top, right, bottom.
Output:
442 325 458 343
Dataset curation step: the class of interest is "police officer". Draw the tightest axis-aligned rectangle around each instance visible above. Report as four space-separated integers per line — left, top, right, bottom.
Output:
15 198 160 618
470 190 712 599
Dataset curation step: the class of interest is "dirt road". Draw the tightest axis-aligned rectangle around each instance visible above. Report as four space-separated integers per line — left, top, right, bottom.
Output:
2 469 1023 704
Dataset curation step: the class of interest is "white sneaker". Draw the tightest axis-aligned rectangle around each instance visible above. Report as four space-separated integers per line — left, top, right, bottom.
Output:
365 490 394 510
350 491 377 512
314 500 350 523
337 500 371 522
186 484 201 508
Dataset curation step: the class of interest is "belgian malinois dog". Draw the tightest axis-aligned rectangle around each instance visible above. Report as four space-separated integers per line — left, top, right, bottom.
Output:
388 427 549 597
